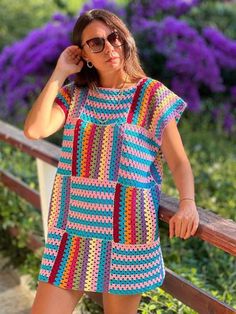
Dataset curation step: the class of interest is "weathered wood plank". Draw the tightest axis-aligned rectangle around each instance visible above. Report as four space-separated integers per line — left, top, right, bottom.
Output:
159 194 236 256
0 121 60 166
162 268 236 314
0 169 41 211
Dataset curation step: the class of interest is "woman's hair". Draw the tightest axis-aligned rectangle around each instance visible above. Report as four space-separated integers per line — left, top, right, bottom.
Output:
71 9 146 89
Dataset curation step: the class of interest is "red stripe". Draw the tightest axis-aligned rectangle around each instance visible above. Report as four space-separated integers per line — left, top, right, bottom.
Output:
86 124 96 177
67 236 81 289
72 119 82 176
140 81 161 128
55 101 69 123
149 81 162 103
49 232 68 284
127 78 149 123
113 183 122 242
131 188 137 244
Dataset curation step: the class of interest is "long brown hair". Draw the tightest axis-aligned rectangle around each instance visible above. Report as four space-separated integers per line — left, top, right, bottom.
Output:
71 9 147 89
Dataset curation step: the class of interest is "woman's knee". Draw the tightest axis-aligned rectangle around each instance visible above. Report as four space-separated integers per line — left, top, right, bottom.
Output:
102 292 142 314
30 281 84 314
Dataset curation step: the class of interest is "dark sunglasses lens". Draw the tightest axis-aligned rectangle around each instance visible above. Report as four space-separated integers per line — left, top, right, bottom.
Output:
88 38 104 52
108 32 124 47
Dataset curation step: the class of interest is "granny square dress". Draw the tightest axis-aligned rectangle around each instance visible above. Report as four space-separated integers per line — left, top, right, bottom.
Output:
37 76 188 295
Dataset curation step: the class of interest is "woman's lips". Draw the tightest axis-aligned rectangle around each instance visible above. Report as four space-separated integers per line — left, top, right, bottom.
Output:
106 57 118 62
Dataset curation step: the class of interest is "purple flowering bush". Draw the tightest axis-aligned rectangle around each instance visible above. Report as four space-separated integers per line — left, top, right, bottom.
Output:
0 0 235 134
0 13 75 124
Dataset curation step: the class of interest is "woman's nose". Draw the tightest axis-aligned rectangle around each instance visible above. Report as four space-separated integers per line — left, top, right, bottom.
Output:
104 39 115 54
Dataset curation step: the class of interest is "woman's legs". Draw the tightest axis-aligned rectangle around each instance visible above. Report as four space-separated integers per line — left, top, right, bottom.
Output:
30 281 84 314
102 291 142 314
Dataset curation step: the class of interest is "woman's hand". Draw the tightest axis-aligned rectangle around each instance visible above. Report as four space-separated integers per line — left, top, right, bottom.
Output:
55 45 84 77
169 200 199 240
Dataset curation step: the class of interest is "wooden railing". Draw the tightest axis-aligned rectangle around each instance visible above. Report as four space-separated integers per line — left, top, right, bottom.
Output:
0 120 236 314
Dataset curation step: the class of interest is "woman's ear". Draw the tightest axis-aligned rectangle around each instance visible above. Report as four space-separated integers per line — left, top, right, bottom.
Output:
81 49 89 62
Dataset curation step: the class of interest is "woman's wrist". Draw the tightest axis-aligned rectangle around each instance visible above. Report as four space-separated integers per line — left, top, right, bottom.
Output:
179 197 195 204
52 66 69 82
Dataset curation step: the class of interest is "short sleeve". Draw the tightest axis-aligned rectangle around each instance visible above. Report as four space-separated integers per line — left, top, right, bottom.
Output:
152 82 188 146
54 82 74 121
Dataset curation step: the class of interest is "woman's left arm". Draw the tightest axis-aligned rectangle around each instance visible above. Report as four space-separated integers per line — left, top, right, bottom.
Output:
161 118 200 240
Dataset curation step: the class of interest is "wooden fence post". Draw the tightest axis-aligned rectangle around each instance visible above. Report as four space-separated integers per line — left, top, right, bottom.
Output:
36 158 57 241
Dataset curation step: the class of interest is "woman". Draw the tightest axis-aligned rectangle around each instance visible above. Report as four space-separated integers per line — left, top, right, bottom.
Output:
24 8 199 314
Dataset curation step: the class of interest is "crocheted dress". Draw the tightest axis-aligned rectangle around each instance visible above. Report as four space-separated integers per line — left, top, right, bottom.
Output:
37 76 187 295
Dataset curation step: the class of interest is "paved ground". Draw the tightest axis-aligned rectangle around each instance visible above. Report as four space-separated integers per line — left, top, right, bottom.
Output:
0 254 32 314
0 253 86 314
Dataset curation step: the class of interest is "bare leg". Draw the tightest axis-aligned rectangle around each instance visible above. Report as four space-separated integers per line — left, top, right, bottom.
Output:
30 281 84 314
102 292 142 314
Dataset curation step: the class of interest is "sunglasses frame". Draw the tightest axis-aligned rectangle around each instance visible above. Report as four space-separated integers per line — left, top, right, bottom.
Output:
80 31 125 53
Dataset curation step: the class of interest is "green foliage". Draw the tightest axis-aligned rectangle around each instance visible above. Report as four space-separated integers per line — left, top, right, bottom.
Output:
162 109 236 220
0 0 128 51
0 182 43 289
0 0 59 51
52 0 85 15
187 1 236 39
0 142 43 290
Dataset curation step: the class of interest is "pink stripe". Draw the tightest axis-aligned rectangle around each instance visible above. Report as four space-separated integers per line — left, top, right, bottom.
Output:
111 265 162 281
131 188 136 244
118 169 152 183
66 223 112 235
70 199 113 210
85 125 96 177
111 276 164 290
112 250 159 262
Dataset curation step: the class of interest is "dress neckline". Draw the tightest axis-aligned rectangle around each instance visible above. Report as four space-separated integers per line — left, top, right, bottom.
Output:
94 77 146 92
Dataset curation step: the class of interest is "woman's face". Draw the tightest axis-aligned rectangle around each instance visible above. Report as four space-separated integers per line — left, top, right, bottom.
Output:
80 20 125 75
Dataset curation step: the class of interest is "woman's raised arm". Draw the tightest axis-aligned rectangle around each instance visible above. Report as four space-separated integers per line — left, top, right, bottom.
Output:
23 46 83 139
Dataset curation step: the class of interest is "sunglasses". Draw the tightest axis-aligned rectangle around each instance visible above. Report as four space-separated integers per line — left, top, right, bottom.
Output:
81 31 125 53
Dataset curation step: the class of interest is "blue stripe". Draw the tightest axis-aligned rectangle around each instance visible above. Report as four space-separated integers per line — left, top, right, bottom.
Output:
87 95 133 105
118 177 156 189
65 227 113 240
156 99 186 138
119 163 147 177
122 151 152 166
122 138 155 156
125 128 157 147
71 182 114 193
70 194 113 205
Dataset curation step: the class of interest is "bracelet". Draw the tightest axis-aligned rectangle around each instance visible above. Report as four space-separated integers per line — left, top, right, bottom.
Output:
179 197 195 204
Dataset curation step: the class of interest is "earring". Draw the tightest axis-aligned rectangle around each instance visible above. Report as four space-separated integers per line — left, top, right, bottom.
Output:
87 61 94 68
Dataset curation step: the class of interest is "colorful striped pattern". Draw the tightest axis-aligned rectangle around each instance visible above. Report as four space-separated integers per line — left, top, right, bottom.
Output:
38 226 165 294
38 76 187 295
47 174 70 230
148 82 188 146
54 83 74 123
45 174 160 245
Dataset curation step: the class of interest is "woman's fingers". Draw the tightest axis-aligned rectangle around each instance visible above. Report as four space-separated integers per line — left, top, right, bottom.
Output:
174 219 182 237
191 216 199 236
169 211 199 240
180 220 189 238
169 219 175 239
65 46 82 63
183 219 194 239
